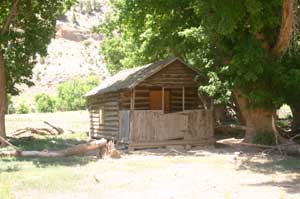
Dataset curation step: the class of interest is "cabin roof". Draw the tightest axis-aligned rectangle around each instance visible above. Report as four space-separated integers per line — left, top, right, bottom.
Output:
85 57 198 97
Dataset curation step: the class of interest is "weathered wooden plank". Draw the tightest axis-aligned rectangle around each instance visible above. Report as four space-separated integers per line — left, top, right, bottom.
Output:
131 111 187 142
119 111 131 143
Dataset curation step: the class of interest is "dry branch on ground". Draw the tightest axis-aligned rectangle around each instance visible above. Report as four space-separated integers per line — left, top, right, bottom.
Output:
217 137 300 156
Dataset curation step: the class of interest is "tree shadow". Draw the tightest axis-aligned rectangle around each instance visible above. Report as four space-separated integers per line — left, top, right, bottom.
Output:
236 153 300 194
245 178 300 194
237 154 300 174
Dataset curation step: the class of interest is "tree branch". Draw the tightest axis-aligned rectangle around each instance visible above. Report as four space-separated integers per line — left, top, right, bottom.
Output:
272 0 295 57
1 0 20 34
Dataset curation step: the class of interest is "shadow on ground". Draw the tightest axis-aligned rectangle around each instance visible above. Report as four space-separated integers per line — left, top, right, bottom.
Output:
237 153 300 174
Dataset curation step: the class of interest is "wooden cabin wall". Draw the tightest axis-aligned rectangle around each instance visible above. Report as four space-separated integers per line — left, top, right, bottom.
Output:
87 92 119 138
120 88 201 112
119 87 151 110
138 60 199 87
119 60 203 112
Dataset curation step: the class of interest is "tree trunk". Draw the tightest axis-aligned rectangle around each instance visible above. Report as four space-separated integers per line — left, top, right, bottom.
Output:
232 95 246 125
0 50 6 139
233 90 275 142
272 0 295 56
290 105 300 131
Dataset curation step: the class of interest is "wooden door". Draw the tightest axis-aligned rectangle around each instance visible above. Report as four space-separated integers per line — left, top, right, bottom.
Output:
149 90 170 112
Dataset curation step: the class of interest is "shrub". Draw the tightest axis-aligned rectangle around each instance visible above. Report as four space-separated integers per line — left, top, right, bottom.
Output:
252 132 276 146
16 102 30 114
6 94 14 114
56 76 99 111
35 93 56 113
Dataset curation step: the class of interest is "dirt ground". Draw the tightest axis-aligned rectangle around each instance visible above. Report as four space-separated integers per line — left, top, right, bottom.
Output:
9 146 299 199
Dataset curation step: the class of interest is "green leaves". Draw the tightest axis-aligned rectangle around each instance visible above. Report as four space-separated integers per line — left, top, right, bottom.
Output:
0 0 75 95
56 76 99 111
98 0 288 108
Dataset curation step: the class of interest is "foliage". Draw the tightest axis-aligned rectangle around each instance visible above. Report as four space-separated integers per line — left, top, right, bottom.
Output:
252 132 276 146
0 0 76 95
56 76 99 111
16 102 30 114
98 0 289 108
35 93 56 113
6 94 14 114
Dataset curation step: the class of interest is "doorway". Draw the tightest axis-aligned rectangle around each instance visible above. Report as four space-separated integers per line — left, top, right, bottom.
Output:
149 89 170 113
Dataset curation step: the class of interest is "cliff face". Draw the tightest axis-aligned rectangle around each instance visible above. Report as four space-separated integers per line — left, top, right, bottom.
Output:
16 0 110 104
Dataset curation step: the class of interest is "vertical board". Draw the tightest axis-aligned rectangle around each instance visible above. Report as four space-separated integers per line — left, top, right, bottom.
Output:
119 111 131 143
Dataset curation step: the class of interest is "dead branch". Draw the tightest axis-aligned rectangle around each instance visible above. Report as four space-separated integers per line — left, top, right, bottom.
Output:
11 126 64 138
12 127 56 137
289 133 300 141
217 138 300 156
43 121 64 134
0 135 16 148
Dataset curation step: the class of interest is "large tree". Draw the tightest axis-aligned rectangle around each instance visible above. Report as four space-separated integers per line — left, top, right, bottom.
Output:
0 0 74 140
99 0 296 142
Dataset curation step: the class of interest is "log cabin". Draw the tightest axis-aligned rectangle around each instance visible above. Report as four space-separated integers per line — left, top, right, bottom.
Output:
85 57 214 150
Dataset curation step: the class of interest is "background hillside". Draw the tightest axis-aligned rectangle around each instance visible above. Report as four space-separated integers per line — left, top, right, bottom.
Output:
14 0 110 106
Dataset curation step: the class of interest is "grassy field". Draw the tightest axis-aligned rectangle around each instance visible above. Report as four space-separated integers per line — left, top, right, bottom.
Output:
1 111 300 199
5 111 90 135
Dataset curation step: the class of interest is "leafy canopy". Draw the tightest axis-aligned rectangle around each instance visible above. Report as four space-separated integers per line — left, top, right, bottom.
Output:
0 0 75 95
99 0 290 108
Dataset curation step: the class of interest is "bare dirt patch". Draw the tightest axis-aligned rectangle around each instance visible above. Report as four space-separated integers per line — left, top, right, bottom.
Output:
5 146 299 199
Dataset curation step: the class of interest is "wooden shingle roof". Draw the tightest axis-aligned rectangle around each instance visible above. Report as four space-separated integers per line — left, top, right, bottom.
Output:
85 57 197 97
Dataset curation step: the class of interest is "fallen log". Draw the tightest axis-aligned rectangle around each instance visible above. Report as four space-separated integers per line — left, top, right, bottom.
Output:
0 138 108 158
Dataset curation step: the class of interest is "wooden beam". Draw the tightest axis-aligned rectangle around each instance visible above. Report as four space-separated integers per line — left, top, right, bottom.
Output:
182 87 185 111
130 88 135 110
162 87 165 112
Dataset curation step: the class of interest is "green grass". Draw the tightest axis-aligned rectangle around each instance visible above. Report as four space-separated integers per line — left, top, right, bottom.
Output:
5 110 89 135
1 111 300 199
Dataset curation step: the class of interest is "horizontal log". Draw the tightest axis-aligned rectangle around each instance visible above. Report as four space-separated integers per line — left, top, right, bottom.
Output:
0 139 108 158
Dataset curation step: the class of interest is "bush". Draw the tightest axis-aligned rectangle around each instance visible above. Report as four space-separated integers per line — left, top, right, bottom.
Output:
56 76 99 111
6 94 14 114
35 93 56 113
252 132 276 146
16 102 30 114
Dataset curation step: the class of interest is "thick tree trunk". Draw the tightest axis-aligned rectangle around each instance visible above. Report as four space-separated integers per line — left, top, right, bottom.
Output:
232 95 246 125
0 51 6 139
233 90 275 142
290 105 300 131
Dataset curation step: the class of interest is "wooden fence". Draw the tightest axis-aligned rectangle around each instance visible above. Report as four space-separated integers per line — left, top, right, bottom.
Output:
118 110 214 147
